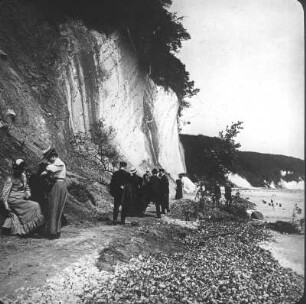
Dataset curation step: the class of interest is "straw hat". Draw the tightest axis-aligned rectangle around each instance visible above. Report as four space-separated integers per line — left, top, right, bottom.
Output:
130 167 137 174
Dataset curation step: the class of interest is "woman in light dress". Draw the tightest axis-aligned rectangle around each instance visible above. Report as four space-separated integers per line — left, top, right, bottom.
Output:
1 159 45 236
41 147 68 239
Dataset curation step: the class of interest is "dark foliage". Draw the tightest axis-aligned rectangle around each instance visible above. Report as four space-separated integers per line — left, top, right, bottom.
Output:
207 121 243 183
180 134 305 187
67 181 96 205
70 120 120 173
236 151 304 187
268 220 304 234
29 0 199 113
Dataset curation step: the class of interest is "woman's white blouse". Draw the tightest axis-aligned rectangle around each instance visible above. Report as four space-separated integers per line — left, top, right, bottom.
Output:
46 158 66 179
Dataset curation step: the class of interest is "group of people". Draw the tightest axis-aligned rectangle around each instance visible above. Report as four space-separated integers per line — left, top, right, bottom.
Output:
1 150 183 235
110 162 171 225
0 147 67 239
196 180 232 207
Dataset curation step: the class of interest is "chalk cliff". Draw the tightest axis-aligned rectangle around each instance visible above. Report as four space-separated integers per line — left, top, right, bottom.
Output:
60 22 185 177
0 2 185 180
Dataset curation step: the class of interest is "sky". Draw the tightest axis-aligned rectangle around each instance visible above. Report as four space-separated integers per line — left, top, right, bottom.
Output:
170 0 304 159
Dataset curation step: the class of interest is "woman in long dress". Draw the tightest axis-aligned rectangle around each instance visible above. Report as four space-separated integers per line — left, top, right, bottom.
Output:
1 159 45 235
41 147 68 239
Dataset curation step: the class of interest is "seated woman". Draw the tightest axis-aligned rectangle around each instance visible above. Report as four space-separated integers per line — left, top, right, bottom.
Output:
1 159 45 236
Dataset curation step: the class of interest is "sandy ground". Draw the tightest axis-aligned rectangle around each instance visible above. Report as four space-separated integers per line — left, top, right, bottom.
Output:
0 223 124 298
0 205 182 301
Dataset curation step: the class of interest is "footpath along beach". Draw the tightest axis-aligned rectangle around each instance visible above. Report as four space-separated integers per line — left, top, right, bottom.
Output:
0 194 304 304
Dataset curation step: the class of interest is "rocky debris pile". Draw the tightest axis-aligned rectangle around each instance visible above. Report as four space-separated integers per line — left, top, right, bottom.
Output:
0 219 303 304
79 221 303 304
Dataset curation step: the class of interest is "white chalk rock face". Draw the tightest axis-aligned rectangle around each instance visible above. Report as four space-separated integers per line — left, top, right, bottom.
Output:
181 176 197 194
228 173 253 189
58 22 185 178
278 179 304 190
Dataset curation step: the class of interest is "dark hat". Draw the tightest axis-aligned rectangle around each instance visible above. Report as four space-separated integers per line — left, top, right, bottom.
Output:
42 146 57 160
159 168 165 173
152 168 158 175
119 161 127 168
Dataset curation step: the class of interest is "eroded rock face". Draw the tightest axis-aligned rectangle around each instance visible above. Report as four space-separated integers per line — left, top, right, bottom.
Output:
0 0 186 181
58 22 186 177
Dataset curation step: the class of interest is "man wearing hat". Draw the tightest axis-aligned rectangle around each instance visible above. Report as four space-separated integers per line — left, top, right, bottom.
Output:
110 161 131 224
149 168 162 218
41 146 67 239
159 169 170 214
142 168 151 208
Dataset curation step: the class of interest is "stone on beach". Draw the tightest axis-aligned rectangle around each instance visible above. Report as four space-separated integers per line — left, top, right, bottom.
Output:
251 210 265 220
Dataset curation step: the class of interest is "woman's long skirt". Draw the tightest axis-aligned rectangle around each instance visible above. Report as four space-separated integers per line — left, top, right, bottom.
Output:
2 198 45 235
45 180 68 237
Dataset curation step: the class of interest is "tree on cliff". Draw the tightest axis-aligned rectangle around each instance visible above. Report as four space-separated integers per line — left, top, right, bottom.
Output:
31 0 199 115
206 121 244 184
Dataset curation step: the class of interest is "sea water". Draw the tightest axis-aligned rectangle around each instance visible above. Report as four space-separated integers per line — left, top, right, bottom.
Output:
237 188 304 223
237 188 305 276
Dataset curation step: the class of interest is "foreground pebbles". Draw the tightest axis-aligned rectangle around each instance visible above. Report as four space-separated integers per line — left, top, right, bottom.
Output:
80 222 303 304
1 221 303 304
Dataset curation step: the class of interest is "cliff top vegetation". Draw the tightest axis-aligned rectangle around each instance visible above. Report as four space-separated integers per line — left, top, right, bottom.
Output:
180 133 305 187
31 0 199 115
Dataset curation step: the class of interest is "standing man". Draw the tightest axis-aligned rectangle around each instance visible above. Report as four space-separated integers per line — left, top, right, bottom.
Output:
159 169 169 214
149 168 162 218
175 175 183 200
41 147 67 239
130 167 144 217
142 168 151 207
213 182 221 208
110 161 131 225
224 182 232 207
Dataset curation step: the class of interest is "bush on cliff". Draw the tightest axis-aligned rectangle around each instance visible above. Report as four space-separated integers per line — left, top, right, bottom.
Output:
70 120 120 173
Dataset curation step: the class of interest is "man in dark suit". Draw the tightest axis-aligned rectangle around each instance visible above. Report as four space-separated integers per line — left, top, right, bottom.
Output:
142 168 151 208
129 167 144 217
149 168 162 218
110 161 131 224
159 168 169 214
213 182 221 208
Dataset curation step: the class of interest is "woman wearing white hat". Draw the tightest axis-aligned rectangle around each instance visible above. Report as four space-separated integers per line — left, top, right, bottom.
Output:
1 159 45 235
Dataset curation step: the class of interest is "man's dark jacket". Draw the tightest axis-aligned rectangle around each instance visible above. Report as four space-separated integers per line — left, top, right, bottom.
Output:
110 169 131 198
160 174 169 195
149 175 162 201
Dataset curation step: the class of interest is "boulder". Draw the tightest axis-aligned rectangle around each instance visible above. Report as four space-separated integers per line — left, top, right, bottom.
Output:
251 211 264 220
